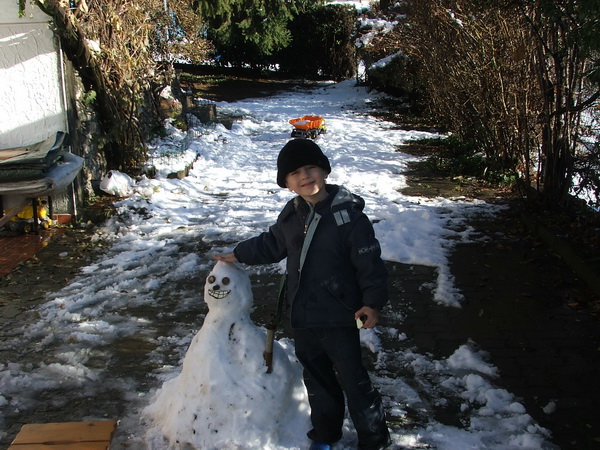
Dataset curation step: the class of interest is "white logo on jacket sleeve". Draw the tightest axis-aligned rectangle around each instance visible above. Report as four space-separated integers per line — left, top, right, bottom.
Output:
358 243 380 255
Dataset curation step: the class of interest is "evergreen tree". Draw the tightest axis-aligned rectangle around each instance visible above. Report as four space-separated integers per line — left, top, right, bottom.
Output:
279 3 357 80
196 0 319 68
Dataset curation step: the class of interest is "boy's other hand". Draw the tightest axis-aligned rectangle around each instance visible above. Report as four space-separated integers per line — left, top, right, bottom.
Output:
355 306 380 329
213 253 238 263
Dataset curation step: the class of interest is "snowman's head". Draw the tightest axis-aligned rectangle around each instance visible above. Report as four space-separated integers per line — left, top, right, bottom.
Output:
204 261 253 313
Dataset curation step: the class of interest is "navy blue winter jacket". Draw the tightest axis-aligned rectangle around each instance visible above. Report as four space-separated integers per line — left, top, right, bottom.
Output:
234 184 388 329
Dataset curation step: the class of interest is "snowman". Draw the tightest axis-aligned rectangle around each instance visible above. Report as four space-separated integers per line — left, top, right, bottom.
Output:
143 261 309 449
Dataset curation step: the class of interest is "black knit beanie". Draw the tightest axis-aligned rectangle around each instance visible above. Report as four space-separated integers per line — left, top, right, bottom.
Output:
276 139 331 187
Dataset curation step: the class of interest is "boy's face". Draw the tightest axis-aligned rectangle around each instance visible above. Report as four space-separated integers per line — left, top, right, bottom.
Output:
285 164 328 204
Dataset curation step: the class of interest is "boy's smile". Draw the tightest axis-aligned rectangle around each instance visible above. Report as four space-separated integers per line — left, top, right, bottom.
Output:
285 164 328 204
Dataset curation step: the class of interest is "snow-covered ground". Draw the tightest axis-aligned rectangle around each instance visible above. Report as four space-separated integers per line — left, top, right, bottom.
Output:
0 80 557 449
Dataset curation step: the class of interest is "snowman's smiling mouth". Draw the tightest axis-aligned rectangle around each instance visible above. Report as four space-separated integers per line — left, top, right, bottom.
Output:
208 289 231 299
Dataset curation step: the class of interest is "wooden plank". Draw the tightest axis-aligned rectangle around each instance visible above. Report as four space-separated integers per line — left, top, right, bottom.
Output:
8 443 109 450
0 149 30 161
10 421 117 447
0 197 28 227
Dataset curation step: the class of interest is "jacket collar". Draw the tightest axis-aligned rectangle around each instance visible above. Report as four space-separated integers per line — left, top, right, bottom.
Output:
293 184 338 212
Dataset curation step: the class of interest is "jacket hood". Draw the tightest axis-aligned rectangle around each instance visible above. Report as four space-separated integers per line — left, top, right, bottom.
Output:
330 185 365 212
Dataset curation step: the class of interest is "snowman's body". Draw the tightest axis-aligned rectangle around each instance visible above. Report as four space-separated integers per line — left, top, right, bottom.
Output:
144 261 308 449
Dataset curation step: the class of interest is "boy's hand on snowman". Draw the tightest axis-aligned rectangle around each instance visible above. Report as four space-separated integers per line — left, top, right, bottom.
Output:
355 306 380 329
213 253 238 263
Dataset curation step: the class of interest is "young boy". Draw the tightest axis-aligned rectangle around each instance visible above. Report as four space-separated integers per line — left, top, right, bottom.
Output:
214 138 391 450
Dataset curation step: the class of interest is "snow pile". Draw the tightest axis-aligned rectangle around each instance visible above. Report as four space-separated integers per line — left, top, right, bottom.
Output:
143 262 309 448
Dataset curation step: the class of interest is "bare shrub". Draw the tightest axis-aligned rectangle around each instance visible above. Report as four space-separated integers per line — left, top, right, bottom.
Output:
37 0 212 170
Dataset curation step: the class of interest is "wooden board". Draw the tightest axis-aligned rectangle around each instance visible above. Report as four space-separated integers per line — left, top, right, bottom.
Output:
8 444 109 450
0 149 30 161
0 197 28 227
9 421 117 449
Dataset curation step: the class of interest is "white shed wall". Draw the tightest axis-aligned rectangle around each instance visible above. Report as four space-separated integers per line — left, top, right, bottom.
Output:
0 0 66 148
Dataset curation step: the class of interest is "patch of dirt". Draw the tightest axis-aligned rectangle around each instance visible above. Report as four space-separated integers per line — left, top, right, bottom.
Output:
401 150 600 314
400 168 512 203
178 68 319 103
396 136 514 203
0 226 104 330
0 198 118 332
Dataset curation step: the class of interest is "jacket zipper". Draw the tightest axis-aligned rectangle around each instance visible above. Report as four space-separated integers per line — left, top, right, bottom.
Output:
291 203 319 327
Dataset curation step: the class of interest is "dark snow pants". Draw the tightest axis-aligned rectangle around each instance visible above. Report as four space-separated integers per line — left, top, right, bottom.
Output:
294 327 390 448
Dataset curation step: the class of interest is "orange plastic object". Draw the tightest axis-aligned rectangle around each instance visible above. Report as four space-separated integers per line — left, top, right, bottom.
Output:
289 115 325 130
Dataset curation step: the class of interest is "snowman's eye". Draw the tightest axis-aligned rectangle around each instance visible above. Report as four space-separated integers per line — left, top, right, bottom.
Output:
221 277 230 285
208 275 216 283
